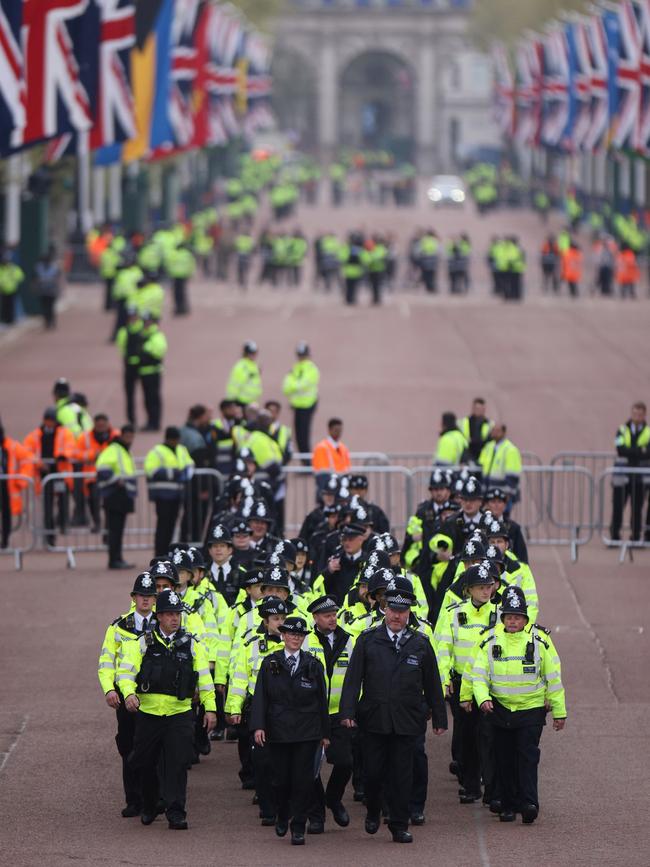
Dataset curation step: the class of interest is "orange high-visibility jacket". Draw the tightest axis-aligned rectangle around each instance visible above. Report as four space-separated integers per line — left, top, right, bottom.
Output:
311 438 351 473
616 249 640 285
23 426 76 492
561 248 583 282
1 437 36 514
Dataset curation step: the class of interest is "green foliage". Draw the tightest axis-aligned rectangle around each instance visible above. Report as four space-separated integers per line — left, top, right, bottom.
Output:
229 0 286 30
469 0 589 50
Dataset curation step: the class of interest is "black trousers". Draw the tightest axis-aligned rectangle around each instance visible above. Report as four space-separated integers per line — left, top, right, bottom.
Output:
611 478 647 540
293 405 316 457
409 732 428 813
269 740 320 834
104 277 114 311
542 265 559 293
0 293 15 324
421 269 436 293
252 739 276 819
457 703 482 796
110 299 128 341
115 701 141 808
0 480 11 548
344 277 359 305
124 366 139 426
41 296 56 329
368 272 383 305
128 709 194 821
154 499 180 555
173 278 188 314
141 373 162 429
363 731 416 833
105 507 127 564
312 721 353 821
493 723 543 811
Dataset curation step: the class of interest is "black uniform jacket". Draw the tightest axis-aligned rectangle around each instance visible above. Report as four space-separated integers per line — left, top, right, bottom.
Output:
339 625 447 735
249 649 330 743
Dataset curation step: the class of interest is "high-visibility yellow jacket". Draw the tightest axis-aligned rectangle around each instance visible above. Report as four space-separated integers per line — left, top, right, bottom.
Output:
226 357 262 405
282 360 320 409
143 443 194 500
435 429 468 466
479 438 522 485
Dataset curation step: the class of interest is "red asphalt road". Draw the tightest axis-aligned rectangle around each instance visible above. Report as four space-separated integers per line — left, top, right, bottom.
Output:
1 189 649 866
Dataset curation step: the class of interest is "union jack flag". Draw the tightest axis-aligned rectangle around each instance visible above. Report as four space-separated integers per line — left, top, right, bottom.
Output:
633 0 650 154
541 27 570 148
89 0 136 150
612 0 644 151
514 37 542 146
492 43 516 138
584 13 611 152
168 0 202 150
21 0 99 145
564 21 592 151
0 0 25 150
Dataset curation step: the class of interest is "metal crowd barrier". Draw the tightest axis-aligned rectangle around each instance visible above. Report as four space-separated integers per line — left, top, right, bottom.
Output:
551 451 617 487
38 468 224 569
597 466 650 562
289 452 390 467
385 450 543 470
0 474 37 570
283 465 414 536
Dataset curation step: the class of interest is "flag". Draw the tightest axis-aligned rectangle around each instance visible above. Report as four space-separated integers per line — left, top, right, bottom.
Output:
167 0 202 151
541 27 570 149
515 38 542 146
584 12 611 152
21 0 100 147
563 21 592 151
634 0 650 154
122 0 174 162
492 43 516 138
203 3 241 145
0 0 25 151
612 0 643 151
89 0 136 150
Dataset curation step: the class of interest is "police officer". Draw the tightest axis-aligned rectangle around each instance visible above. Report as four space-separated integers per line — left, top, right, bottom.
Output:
226 341 262 407
250 616 330 846
471 585 566 824
0 247 24 325
118 588 217 830
116 307 144 426
610 401 650 542
138 312 167 432
435 412 468 466
143 427 195 555
95 424 137 569
305 595 356 832
98 571 156 817
282 342 320 457
165 242 195 315
340 576 447 843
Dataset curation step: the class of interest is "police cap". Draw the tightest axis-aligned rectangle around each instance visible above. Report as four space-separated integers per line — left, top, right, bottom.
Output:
132 571 157 596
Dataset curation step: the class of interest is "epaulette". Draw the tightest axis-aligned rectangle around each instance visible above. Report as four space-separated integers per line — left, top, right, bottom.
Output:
533 633 549 649
446 600 461 611
181 602 193 614
479 623 496 636
115 613 136 631
534 623 551 635
479 632 496 649
417 615 433 628
244 632 260 647
362 623 379 634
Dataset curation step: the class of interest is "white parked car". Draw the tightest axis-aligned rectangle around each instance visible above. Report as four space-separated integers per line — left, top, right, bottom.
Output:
427 175 466 205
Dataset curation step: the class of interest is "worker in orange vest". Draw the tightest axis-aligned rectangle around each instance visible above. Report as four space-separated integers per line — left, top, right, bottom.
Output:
0 420 35 549
312 417 351 495
24 408 76 546
74 413 120 532
560 241 583 298
616 243 640 299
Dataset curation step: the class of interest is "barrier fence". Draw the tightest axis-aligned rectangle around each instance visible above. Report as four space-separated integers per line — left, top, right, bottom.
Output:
0 473 37 570
1 453 648 569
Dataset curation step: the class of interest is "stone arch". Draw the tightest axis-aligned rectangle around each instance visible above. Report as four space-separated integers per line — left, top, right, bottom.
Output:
271 46 319 149
337 49 417 161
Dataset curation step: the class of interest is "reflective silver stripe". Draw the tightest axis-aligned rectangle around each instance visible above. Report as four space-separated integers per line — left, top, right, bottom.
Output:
493 683 544 696
492 673 540 683
120 662 137 672
546 682 563 693
229 686 246 697
197 668 210 677
118 673 137 683
98 662 114 670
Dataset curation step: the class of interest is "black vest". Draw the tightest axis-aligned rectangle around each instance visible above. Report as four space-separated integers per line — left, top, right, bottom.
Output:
136 629 197 699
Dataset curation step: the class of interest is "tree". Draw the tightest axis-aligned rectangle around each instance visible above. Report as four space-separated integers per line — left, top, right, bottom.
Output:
469 0 588 50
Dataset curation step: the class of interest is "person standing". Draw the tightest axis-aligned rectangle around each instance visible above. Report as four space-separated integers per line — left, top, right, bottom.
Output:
339 232 365 306
138 312 167 432
0 420 35 549
33 246 62 329
312 418 351 490
250 616 330 846
540 236 560 294
459 398 493 463
615 242 640 299
118 588 217 830
95 424 137 569
434 412 468 466
339 577 447 843
283 342 320 457
478 424 522 499
165 242 196 316
116 308 144 427
610 401 650 542
97 571 156 817
471 585 566 824
560 241 583 298
0 248 24 326
226 341 262 407
143 427 194 556
74 413 119 531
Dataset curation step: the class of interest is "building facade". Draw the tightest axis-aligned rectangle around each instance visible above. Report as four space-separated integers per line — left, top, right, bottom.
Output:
271 0 500 170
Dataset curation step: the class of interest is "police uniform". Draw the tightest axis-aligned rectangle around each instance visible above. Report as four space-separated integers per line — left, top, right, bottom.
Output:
470 586 566 823
97 572 156 815
144 433 194 555
95 433 137 569
117 589 216 829
282 343 320 456
305 596 356 830
249 617 330 844
340 579 447 842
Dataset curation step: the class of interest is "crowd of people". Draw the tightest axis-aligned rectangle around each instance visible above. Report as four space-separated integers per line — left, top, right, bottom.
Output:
94 392 569 842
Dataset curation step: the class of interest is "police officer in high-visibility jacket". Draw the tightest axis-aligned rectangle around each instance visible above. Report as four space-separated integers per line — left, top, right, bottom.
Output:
98 571 156 817
96 424 137 569
118 588 216 830
144 427 194 556
304 595 356 832
165 242 196 316
459 398 493 462
283 342 320 456
0 249 24 326
226 341 262 406
470 585 566 824
435 412 468 466
479 423 522 499
138 312 167 432
610 400 650 542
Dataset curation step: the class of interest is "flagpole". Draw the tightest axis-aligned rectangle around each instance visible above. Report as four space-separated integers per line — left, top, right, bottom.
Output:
4 154 23 248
